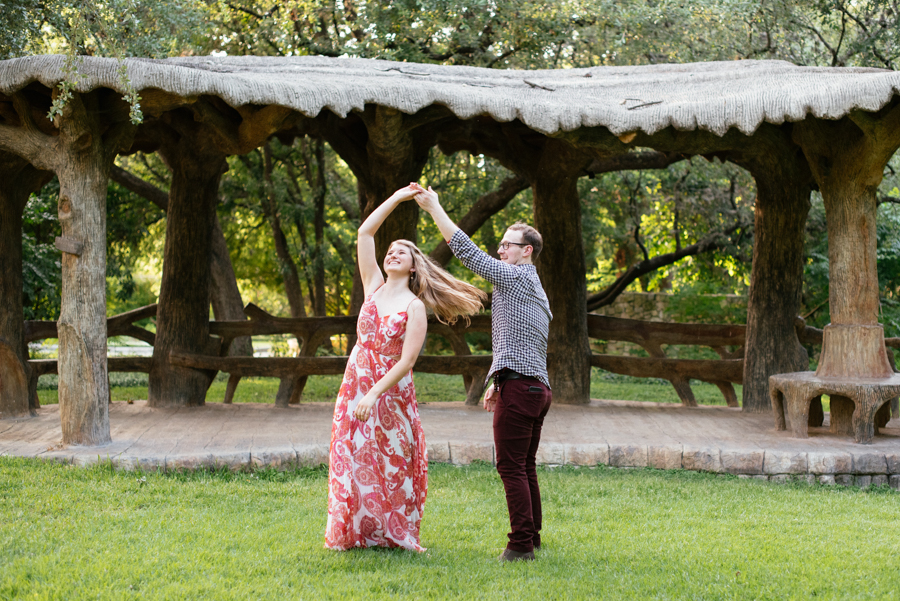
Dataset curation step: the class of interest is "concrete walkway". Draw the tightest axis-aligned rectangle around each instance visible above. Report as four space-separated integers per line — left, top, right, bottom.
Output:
2 399 899 487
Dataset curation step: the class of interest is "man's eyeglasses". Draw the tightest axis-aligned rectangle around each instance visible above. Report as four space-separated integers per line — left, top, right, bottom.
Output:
498 242 530 251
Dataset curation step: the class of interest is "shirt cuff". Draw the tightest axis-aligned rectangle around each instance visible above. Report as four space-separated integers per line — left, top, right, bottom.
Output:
448 228 470 252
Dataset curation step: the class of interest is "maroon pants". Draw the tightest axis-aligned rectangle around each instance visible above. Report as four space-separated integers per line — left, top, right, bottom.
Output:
493 377 553 553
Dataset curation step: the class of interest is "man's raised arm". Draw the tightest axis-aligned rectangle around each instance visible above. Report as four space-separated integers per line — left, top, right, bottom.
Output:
412 184 518 288
411 184 459 241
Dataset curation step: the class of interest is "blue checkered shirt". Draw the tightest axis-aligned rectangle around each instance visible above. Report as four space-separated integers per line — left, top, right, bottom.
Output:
448 229 552 389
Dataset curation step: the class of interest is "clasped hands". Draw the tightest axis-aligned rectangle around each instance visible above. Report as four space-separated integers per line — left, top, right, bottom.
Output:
390 183 440 212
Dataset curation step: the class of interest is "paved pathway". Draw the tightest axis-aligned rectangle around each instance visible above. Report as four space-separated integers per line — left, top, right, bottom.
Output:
2 400 899 486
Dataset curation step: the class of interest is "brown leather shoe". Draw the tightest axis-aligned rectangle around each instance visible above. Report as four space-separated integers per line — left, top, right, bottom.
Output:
498 548 535 562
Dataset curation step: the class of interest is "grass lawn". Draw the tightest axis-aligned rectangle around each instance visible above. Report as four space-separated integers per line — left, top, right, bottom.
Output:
36 368 738 406
1 459 897 600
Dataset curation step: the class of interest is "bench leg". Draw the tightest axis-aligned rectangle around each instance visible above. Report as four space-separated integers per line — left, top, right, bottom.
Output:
829 395 856 437
808 395 824 427
464 368 489 406
714 381 739 407
669 377 697 407
874 400 892 434
783 389 814 438
223 374 241 404
275 377 295 408
770 387 786 431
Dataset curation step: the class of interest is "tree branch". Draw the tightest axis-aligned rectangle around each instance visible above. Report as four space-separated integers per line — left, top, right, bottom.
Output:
634 224 650 263
109 164 169 211
583 151 688 176
0 95 59 171
586 226 743 312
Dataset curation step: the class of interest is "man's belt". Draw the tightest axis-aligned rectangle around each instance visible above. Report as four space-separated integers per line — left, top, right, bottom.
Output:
493 368 538 391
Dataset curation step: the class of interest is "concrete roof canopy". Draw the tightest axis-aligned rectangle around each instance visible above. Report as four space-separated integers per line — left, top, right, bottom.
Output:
1 54 900 136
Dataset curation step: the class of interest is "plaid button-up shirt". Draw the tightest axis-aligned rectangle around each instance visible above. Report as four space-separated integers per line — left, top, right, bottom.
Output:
448 229 552 388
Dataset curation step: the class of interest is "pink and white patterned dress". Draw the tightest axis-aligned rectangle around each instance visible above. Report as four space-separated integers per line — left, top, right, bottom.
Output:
324 287 428 551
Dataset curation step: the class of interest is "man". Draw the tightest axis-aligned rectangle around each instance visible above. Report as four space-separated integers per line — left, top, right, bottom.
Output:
412 183 552 562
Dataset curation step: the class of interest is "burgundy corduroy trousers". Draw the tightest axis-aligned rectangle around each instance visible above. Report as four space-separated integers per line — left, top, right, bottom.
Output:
493 377 553 553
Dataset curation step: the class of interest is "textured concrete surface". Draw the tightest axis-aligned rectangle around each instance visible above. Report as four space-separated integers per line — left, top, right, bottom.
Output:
2 399 899 486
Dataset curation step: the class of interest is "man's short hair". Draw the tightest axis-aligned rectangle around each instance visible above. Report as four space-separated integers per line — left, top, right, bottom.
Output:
507 222 543 259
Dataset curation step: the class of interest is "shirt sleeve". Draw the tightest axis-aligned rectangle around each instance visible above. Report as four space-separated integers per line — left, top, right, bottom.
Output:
447 229 519 288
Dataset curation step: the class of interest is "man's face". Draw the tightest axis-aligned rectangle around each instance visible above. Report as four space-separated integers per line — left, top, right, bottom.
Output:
498 229 531 265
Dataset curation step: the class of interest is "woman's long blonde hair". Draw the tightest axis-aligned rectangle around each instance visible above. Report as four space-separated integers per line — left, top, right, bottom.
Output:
391 240 487 325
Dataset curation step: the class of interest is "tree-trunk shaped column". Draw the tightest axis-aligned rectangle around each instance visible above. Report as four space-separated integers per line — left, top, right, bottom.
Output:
771 111 900 443
0 155 51 418
149 104 295 407
360 107 432 259
0 91 133 444
150 132 227 407
532 139 593 404
317 107 440 258
316 105 447 291
732 125 813 413
108 164 253 359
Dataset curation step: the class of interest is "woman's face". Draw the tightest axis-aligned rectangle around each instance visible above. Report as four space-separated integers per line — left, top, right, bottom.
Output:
384 243 415 277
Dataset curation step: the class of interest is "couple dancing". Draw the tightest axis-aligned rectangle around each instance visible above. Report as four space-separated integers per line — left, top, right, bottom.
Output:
324 183 553 562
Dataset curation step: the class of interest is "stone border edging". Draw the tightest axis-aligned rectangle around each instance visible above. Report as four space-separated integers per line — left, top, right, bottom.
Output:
20 442 900 489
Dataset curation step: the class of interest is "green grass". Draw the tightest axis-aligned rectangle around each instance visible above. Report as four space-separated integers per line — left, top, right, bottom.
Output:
37 368 737 406
1 459 897 600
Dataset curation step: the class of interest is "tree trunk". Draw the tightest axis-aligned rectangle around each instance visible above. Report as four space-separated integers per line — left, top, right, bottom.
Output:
0 91 131 443
822 180 881 325
208 217 253 356
312 140 328 318
0 156 50 417
54 94 133 444
109 164 252 357
532 140 592 404
360 106 430 259
735 126 812 412
56 155 112 442
150 136 226 407
262 144 307 319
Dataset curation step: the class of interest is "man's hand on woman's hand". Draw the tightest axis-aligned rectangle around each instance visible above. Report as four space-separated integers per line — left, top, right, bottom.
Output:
410 183 440 213
390 185 418 203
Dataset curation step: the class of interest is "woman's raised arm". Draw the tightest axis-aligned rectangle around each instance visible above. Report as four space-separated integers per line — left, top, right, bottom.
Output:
357 185 417 296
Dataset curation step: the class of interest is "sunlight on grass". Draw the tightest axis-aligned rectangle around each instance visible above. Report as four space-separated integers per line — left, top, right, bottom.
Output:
1 459 897 600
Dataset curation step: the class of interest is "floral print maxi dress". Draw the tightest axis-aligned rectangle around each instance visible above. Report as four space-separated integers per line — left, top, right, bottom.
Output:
325 288 428 551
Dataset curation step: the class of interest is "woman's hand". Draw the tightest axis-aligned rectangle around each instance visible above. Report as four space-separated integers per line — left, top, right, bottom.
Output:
389 185 418 203
354 392 378 421
358 184 420 294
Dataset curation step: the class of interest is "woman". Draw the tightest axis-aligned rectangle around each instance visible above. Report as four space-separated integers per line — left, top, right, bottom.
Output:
325 185 486 552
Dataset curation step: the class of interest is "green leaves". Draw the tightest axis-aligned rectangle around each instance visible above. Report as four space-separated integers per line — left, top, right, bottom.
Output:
5 1 205 123
21 182 61 321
